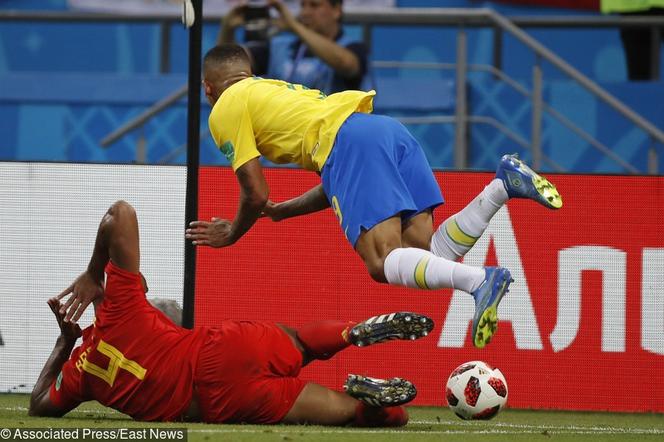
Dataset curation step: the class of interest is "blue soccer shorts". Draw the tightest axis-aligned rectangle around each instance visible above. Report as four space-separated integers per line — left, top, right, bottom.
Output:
321 112 444 247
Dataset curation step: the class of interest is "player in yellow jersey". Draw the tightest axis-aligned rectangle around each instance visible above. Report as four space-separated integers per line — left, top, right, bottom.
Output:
187 44 563 349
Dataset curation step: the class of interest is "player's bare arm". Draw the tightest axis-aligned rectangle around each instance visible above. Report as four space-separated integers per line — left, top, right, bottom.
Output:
187 158 268 247
56 212 112 323
57 201 142 322
29 298 82 417
262 184 330 221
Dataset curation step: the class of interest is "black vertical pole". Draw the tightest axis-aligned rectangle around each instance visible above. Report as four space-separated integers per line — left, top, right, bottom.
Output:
182 0 203 329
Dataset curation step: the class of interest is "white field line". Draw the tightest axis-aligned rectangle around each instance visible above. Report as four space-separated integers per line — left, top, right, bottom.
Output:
1 406 119 414
411 419 664 433
0 406 124 416
3 407 663 435
188 428 664 436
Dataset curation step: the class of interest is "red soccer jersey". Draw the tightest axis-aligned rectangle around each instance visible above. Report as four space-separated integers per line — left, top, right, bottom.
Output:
50 262 207 421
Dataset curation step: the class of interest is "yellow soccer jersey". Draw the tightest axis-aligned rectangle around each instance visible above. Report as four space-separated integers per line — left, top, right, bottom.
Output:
208 77 375 172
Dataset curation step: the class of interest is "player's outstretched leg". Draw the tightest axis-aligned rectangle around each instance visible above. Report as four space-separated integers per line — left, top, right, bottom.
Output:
281 382 409 427
344 374 417 407
348 312 433 347
429 179 507 261
295 312 433 363
429 154 562 262
294 320 356 362
495 153 562 209
471 267 513 349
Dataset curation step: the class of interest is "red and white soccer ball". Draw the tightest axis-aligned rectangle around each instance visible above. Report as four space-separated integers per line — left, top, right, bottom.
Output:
445 360 508 420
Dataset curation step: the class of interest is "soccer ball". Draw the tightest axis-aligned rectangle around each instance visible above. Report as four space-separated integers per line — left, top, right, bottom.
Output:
445 360 508 420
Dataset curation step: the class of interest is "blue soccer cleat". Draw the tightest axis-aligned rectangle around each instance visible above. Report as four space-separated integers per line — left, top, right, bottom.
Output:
348 312 434 347
471 267 513 349
344 374 417 407
496 154 562 209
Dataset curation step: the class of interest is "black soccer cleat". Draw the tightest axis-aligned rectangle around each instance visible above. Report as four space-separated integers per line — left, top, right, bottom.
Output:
344 374 417 407
348 312 434 347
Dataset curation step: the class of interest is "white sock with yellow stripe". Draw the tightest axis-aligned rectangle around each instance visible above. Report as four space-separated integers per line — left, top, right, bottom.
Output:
431 179 508 261
384 248 485 293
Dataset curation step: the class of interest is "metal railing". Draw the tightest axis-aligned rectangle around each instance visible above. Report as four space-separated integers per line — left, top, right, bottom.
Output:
3 9 664 172
100 84 187 148
354 9 664 171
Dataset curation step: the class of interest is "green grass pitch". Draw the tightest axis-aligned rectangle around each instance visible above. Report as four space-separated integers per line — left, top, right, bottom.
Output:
1 394 663 441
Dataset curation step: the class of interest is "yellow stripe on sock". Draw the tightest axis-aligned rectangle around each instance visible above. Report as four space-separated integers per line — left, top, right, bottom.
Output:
445 219 478 247
414 256 431 289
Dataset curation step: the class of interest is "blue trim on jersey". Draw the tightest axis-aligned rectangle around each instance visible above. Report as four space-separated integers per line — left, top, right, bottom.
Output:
321 113 444 247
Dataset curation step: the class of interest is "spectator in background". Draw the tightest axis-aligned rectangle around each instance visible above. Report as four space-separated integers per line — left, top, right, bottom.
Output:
601 0 664 81
218 0 367 93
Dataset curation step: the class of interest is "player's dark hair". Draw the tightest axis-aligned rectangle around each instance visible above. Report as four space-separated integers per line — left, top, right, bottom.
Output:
203 44 251 70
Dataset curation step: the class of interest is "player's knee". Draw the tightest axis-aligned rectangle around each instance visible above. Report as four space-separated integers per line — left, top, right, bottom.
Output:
402 234 431 251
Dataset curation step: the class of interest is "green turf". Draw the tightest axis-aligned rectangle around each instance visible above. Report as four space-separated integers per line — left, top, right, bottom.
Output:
1 394 663 441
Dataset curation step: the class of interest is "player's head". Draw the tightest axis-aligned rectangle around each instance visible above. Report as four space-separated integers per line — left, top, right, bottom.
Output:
149 298 183 326
202 44 253 106
299 0 342 37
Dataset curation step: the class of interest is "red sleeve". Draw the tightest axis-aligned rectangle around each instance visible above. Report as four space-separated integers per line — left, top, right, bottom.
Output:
102 261 146 309
49 359 84 410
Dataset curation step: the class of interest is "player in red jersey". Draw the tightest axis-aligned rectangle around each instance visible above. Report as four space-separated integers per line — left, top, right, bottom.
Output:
29 200 433 426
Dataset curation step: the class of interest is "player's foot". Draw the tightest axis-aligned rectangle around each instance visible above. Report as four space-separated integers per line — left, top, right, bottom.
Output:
495 154 562 209
344 374 417 407
348 312 434 347
471 267 513 349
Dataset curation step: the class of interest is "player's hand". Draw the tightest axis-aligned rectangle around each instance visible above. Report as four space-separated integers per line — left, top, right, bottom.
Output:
260 200 287 222
55 271 104 324
47 298 82 341
186 218 236 248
